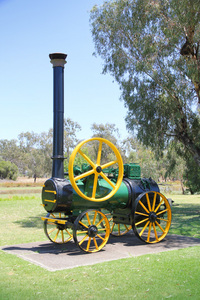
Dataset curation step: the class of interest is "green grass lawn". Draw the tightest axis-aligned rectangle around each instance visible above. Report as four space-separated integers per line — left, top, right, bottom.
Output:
0 190 200 299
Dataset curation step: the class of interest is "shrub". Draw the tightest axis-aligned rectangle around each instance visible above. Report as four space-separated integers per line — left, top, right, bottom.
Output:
0 160 18 180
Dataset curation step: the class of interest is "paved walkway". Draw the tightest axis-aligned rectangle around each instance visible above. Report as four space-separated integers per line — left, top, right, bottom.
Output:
1 234 200 271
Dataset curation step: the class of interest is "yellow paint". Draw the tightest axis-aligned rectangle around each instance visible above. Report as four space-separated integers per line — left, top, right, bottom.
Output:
45 190 57 194
68 137 124 202
44 199 56 203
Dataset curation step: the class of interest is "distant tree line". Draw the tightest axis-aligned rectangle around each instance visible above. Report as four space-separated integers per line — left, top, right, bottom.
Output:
0 118 199 194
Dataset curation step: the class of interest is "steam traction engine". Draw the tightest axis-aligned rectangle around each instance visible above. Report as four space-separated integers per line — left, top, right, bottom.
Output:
41 53 172 253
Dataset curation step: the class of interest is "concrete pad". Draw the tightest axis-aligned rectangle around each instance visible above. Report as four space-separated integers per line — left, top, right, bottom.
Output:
1 234 200 272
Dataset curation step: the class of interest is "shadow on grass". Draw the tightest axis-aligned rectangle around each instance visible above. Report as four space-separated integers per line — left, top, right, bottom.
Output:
14 215 44 229
170 203 200 238
2 233 200 258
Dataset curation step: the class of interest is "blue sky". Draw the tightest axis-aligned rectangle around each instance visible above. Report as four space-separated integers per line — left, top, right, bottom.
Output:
0 0 129 142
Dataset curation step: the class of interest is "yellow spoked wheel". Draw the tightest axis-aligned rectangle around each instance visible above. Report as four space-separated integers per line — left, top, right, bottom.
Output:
73 210 110 253
110 220 132 236
133 191 172 243
68 137 124 202
103 212 132 236
44 213 73 244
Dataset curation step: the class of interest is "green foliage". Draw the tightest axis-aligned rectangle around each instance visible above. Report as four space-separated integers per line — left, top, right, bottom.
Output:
183 156 200 194
90 0 200 166
0 160 18 180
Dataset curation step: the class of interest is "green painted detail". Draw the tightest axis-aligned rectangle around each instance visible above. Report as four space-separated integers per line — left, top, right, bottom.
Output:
124 163 141 179
71 178 129 211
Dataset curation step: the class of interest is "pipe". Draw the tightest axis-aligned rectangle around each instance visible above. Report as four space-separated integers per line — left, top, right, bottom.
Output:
49 53 67 178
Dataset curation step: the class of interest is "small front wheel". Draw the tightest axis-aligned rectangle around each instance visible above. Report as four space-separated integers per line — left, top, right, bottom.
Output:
73 210 110 253
44 213 73 244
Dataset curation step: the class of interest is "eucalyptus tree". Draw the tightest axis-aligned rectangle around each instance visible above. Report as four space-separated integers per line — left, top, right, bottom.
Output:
64 117 81 158
90 0 200 167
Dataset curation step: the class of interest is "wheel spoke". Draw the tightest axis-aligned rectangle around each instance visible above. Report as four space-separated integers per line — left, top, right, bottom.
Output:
111 222 115 233
153 223 159 242
155 220 165 233
135 217 150 226
78 149 96 169
152 192 157 211
93 211 98 225
147 222 152 242
53 229 60 242
92 173 98 199
139 220 150 237
124 225 129 231
156 208 169 216
135 211 149 217
48 227 57 234
96 234 106 241
146 193 151 211
97 228 107 232
93 237 99 250
154 198 164 213
101 160 118 170
61 230 64 243
86 212 91 225
74 169 95 181
157 217 169 222
96 217 105 227
86 237 91 251
100 172 116 189
79 220 89 229
47 221 57 226
96 141 102 165
65 229 73 237
138 200 150 214
79 234 89 246
118 224 120 235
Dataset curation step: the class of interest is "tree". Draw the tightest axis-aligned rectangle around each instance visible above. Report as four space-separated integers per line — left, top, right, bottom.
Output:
90 0 200 167
64 118 81 158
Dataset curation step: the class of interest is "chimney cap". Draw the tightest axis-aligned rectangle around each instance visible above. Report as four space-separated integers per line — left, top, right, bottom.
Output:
49 53 67 60
49 53 67 67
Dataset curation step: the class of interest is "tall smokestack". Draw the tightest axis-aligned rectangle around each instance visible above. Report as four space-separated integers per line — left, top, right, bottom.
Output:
49 53 67 178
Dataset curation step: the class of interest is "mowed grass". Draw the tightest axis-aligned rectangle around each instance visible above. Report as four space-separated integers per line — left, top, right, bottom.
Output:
0 189 200 299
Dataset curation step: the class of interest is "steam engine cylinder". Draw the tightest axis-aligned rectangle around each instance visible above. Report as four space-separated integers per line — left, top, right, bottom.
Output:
42 178 73 213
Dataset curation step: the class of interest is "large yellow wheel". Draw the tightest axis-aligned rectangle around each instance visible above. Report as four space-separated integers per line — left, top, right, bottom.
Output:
68 137 124 202
73 210 110 253
44 213 73 244
133 191 172 243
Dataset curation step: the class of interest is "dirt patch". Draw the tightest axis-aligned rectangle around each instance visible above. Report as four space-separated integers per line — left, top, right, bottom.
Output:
0 177 46 188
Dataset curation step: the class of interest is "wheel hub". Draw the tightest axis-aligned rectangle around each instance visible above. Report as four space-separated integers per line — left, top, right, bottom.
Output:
96 166 102 173
88 225 98 237
149 212 157 223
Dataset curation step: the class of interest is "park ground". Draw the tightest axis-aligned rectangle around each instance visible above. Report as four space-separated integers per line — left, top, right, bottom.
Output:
0 178 200 299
